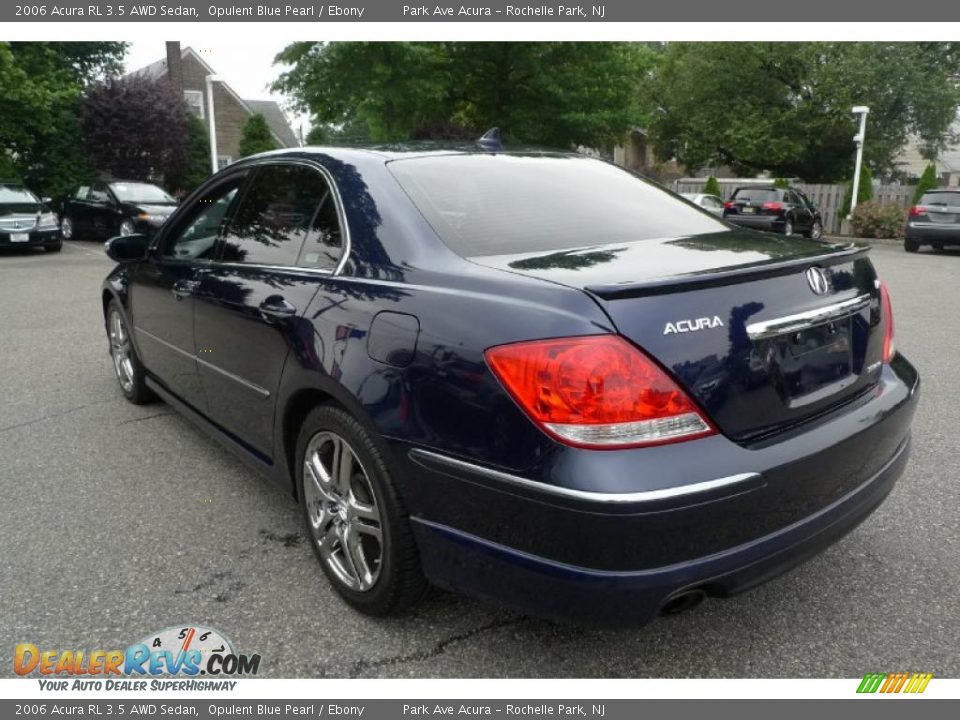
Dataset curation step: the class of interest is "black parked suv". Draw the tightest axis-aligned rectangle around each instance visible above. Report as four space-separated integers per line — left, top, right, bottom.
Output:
0 181 62 252
59 181 177 242
723 186 823 239
905 189 960 252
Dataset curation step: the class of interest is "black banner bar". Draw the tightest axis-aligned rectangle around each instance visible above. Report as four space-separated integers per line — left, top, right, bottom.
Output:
5 0 960 22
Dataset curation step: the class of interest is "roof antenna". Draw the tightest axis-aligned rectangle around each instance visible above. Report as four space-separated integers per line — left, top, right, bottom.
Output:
477 127 503 152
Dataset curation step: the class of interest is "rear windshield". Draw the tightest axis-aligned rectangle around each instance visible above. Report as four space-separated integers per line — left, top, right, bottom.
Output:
919 191 960 206
387 155 726 257
732 188 781 203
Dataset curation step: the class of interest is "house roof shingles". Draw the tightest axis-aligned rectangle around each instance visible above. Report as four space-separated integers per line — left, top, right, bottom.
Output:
126 47 298 149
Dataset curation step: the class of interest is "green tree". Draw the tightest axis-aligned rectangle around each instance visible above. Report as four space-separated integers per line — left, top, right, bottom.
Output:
273 42 658 149
0 42 126 195
238 113 278 157
703 175 722 197
165 112 211 195
913 163 939 203
647 42 960 182
841 164 874 216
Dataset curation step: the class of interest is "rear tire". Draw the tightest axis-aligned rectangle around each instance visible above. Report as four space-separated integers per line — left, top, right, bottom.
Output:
805 220 823 240
297 404 427 616
904 238 920 253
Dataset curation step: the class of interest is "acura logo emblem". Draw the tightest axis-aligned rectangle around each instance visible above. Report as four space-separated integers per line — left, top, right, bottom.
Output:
805 266 830 295
13 221 21 229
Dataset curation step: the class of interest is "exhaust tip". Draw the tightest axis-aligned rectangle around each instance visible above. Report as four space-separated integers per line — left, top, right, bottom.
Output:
659 589 707 616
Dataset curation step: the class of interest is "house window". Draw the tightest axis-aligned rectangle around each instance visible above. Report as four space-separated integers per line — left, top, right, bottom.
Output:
184 90 204 118
217 155 233 170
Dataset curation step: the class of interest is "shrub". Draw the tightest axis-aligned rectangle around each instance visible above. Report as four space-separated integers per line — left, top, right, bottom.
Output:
851 200 906 239
913 164 938 203
773 177 791 189
703 174 722 197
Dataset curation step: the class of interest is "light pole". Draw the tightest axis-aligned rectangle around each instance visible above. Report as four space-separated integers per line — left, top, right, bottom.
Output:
849 105 870 218
205 74 224 174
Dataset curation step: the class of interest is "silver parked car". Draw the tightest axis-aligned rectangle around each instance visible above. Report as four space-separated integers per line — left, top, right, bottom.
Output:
681 192 725 217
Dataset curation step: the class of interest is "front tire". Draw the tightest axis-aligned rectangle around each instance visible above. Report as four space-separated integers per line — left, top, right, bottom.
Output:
805 220 823 240
106 301 155 404
297 404 427 616
60 216 73 240
45 240 63 253
904 238 920 253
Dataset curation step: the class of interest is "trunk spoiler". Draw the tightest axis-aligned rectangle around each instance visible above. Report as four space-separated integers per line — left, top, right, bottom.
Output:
585 243 868 300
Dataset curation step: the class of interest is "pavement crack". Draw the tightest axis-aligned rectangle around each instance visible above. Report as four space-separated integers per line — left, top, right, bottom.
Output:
116 411 175 425
348 616 526 677
0 400 110 435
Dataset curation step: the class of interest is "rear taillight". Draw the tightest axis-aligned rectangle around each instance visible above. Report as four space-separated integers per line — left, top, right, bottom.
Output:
762 201 784 211
880 282 896 363
724 201 735 209
908 205 927 217
484 335 715 449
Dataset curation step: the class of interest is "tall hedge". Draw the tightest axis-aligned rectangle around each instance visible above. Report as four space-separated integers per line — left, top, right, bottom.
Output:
913 164 939 204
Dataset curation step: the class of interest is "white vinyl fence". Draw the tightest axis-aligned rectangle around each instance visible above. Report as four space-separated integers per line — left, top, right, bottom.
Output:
672 181 915 235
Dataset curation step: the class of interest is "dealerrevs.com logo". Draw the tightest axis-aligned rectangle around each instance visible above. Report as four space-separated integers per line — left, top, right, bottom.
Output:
14 625 261 689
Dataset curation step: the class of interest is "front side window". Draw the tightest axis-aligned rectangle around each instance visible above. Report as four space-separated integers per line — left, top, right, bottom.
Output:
219 164 329 267
88 184 111 203
161 176 245 261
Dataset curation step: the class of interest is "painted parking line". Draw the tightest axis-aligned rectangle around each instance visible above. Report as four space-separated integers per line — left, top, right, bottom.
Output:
62 241 108 258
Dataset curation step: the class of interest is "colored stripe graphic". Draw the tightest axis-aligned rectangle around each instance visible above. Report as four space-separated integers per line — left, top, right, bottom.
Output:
857 672 932 694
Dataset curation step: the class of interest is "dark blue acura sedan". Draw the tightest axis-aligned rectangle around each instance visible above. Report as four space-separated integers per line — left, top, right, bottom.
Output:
101 142 918 625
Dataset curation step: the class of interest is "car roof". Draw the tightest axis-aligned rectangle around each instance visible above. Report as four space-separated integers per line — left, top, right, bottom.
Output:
244 144 582 164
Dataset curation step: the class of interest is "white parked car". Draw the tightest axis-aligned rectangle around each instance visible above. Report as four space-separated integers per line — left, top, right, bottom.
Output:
681 193 725 217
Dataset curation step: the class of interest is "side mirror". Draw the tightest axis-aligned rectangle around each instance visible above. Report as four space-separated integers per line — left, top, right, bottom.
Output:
105 233 150 263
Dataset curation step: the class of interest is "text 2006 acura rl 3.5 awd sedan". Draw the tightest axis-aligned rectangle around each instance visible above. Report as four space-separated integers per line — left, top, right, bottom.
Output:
101 142 918 625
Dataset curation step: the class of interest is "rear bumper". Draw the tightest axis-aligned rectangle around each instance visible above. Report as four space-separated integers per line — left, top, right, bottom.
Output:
725 214 781 232
906 223 960 243
397 356 919 625
413 435 909 625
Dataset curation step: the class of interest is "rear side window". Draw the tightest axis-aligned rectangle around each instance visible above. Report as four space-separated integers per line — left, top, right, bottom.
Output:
220 164 330 266
919 192 960 206
388 155 725 257
732 188 780 204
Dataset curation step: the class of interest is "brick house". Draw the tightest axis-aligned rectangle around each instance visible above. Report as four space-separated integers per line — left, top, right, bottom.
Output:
129 42 299 169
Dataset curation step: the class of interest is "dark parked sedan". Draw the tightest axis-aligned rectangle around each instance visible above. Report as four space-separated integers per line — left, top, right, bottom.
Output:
101 145 918 625
0 182 61 252
904 189 960 252
60 180 177 241
724 185 823 239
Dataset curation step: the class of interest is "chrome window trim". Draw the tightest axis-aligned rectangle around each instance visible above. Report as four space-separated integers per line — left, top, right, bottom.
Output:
409 448 761 505
745 293 873 341
216 157 352 276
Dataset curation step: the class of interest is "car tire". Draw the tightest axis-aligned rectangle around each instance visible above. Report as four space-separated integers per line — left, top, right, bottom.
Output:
904 238 920 253
60 216 73 240
805 220 823 240
44 240 63 253
296 403 428 616
118 220 135 237
106 300 155 405
782 219 794 237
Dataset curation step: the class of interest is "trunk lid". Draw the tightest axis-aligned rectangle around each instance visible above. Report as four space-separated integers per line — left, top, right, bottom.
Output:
470 231 884 442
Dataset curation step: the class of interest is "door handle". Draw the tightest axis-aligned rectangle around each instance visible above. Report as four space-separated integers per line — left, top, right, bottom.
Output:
258 296 297 321
171 279 199 300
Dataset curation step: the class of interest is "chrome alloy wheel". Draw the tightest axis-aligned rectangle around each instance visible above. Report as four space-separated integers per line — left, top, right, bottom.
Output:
303 431 384 592
108 309 135 393
119 220 135 237
60 216 73 239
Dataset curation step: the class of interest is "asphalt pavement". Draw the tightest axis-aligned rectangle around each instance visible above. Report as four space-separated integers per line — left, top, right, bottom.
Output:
1 239 958 678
